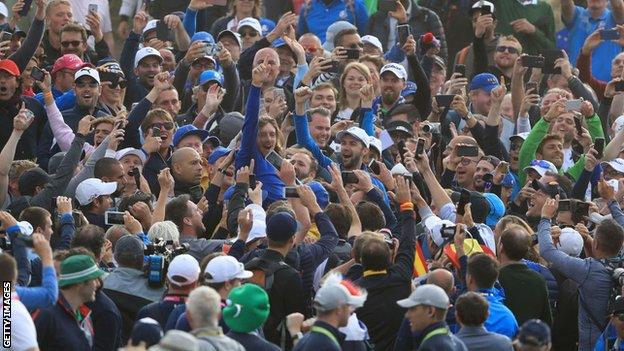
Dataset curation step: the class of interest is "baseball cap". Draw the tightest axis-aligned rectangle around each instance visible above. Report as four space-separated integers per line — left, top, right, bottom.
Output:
58 255 104 287
386 120 414 137
115 147 147 165
362 35 383 52
259 18 275 36
469 0 495 15
0 3 8 18
380 63 407 80
131 318 163 347
75 178 117 206
167 254 200 287
218 112 245 146
524 159 558 177
204 255 253 283
536 181 568 199
234 204 267 244
143 20 158 35
501 172 516 188
308 181 329 209
223 284 270 333
75 67 100 84
97 61 125 81
238 17 262 34
557 227 583 257
424 217 456 247
314 273 367 312
114 235 144 262
390 163 411 177
369 136 382 156
190 31 215 44
510 132 530 142
602 158 624 174
173 125 210 147
217 30 242 48
207 146 232 165
134 47 163 69
401 81 417 97
52 54 89 75
198 70 224 87
323 21 356 51
613 115 624 134
336 127 370 148
482 193 505 228
266 212 298 241
469 73 499 92
397 284 449 309
0 59 19 76
517 319 551 347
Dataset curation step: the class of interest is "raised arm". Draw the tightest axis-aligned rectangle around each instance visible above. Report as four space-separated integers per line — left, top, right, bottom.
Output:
293 86 333 168
0 108 33 208
234 65 264 170
152 168 174 223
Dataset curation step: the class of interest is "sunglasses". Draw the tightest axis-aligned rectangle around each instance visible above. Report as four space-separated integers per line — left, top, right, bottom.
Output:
460 158 478 166
149 122 175 131
61 40 82 48
238 29 259 38
107 80 126 89
76 82 99 88
496 46 519 55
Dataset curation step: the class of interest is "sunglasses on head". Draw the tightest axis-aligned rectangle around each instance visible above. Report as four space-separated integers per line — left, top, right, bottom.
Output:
149 122 175 130
238 29 259 38
61 40 82 48
496 46 519 55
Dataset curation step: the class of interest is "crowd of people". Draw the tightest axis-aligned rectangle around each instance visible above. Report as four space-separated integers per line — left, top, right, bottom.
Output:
4 0 624 350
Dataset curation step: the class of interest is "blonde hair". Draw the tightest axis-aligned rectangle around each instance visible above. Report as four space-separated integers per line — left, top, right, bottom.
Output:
339 62 372 109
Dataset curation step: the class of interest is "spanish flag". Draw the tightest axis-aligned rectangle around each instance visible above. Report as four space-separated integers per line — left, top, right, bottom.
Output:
413 242 429 277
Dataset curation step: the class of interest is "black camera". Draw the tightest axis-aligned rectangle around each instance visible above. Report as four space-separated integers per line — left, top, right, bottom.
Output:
440 223 456 240
144 238 190 288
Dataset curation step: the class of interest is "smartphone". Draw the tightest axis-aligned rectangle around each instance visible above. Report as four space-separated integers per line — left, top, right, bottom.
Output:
156 20 175 42
105 211 126 225
0 32 12 42
558 199 571 212
574 117 583 136
285 186 299 198
521 55 545 68
369 160 381 174
88 3 99 13
397 140 406 163
531 179 541 191
30 67 45 82
499 161 509 174
574 201 590 217
601 29 621 41
453 64 466 77
204 43 218 56
324 60 340 74
131 167 141 186
152 126 161 137
595 137 605 159
249 174 256 188
415 138 425 159
50 196 58 211
478 4 492 14
616 81 624 92
341 171 359 184
456 145 479 157
565 99 582 112
397 24 411 47
456 189 471 216
435 95 455 108
525 81 538 94
18 0 33 17
345 48 360 60
265 150 284 171
482 173 494 184
542 49 565 74
379 0 397 12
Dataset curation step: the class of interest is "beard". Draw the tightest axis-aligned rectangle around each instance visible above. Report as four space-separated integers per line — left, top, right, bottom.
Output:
382 90 398 105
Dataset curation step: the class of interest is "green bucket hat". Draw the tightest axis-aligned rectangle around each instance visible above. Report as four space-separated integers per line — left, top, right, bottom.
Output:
58 255 104 287
222 284 270 333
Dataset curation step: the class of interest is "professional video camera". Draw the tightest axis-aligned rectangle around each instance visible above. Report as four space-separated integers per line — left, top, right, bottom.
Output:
144 238 190 288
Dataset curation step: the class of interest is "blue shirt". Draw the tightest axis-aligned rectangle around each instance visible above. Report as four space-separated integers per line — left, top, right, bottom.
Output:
297 0 369 43
479 288 519 339
564 6 622 81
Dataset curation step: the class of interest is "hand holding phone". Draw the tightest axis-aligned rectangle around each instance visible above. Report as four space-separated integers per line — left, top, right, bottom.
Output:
88 4 99 14
456 145 479 157
456 189 471 216
594 137 605 159
341 171 359 184
415 138 425 159
565 99 582 112
105 211 126 225
453 64 466 77
397 24 411 47
435 95 455 108
30 67 45 82
521 55 545 69
601 29 621 41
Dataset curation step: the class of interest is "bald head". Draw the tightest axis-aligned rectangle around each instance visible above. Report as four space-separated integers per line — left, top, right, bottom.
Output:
427 268 455 295
253 48 280 86
171 147 203 185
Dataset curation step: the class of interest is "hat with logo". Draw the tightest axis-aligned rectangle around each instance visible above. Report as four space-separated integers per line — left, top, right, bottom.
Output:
259 18 275 36
217 30 242 48
336 126 371 148
207 146 232 165
204 255 253 283
52 54 89 75
397 284 449 309
143 20 158 36
266 212 298 242
517 319 551 347
557 227 583 257
237 17 262 34
401 81 417 97
386 120 414 137
314 273 367 312
190 31 215 44
469 73 499 92
58 254 104 287
424 217 456 247
134 47 163 68
75 67 100 84
380 63 407 80
173 125 210 147
362 35 383 52
130 318 163 348
166 254 200 287
523 159 558 177
115 147 147 165
198 70 224 86
0 59 19 76
602 158 624 174
223 284 270 333
75 178 117 206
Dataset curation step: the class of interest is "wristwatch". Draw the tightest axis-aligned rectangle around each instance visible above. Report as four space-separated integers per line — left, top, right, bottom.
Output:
292 332 303 340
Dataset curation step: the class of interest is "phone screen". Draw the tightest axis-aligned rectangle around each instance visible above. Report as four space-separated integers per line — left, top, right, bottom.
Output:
453 64 466 77
542 49 565 74
285 187 299 198
397 24 411 47
18 0 33 17
457 189 471 216
265 151 283 171
341 171 359 184
345 48 360 60
416 139 425 159
31 67 45 82
156 20 174 42
595 138 605 159
435 95 455 108
105 211 126 225
456 145 479 157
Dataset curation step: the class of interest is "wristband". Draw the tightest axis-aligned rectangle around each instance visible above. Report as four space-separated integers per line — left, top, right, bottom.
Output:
400 202 414 211
43 91 53 100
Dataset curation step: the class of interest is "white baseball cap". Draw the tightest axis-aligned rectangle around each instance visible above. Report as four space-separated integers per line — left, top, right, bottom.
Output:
237 17 262 34
204 256 253 283
470 0 495 13
613 115 624 134
397 284 449 309
510 132 530 142
116 147 147 165
0 3 8 18
167 254 200 286
362 35 383 52
217 30 242 48
143 19 158 35
313 273 367 312
390 163 411 177
336 127 370 148
75 67 100 84
380 63 407 80
234 204 267 243
75 178 117 206
602 158 624 174
134 47 163 68
424 217 455 247
369 136 382 155
557 227 583 257
523 159 558 177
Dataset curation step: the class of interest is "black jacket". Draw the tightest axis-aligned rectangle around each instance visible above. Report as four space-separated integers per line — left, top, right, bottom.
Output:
0 95 47 161
292 321 344 351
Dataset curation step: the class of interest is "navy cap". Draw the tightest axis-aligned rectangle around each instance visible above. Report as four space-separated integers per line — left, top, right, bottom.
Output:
266 212 297 241
173 125 209 147
208 146 232 165
199 70 223 86
386 120 414 137
130 317 163 347
501 173 516 188
401 81 417 97
469 73 499 92
191 31 215 44
517 319 551 347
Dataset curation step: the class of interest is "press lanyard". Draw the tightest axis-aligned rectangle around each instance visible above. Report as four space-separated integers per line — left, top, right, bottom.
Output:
422 327 448 343
311 325 340 347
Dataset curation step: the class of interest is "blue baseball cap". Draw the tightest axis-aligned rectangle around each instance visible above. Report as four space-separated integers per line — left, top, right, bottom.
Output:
401 81 417 97
259 18 275 36
199 70 224 86
501 172 516 188
518 319 551 347
469 73 499 92
307 181 329 209
173 125 210 147
207 146 232 165
272 38 287 49
482 193 505 228
191 31 215 44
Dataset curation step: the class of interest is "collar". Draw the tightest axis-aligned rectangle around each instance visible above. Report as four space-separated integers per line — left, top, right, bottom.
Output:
58 292 91 321
415 321 448 344
112 266 145 277
262 248 287 261
163 293 188 302
193 326 224 338
459 325 488 335
313 320 346 342
363 269 387 277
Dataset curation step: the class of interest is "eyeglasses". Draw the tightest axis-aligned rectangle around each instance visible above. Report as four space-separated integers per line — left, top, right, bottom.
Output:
460 158 478 166
496 46 519 55
149 122 175 130
76 82 99 88
238 29 259 38
61 40 82 48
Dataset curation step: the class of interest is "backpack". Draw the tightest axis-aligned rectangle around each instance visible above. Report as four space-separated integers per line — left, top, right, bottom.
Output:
245 257 291 292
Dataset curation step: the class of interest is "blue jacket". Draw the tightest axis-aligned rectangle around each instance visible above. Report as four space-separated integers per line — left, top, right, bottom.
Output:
524 259 559 311
87 290 123 351
234 85 285 203
297 0 369 43
479 288 518 339
594 323 624 351
227 331 281 351
15 266 57 311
